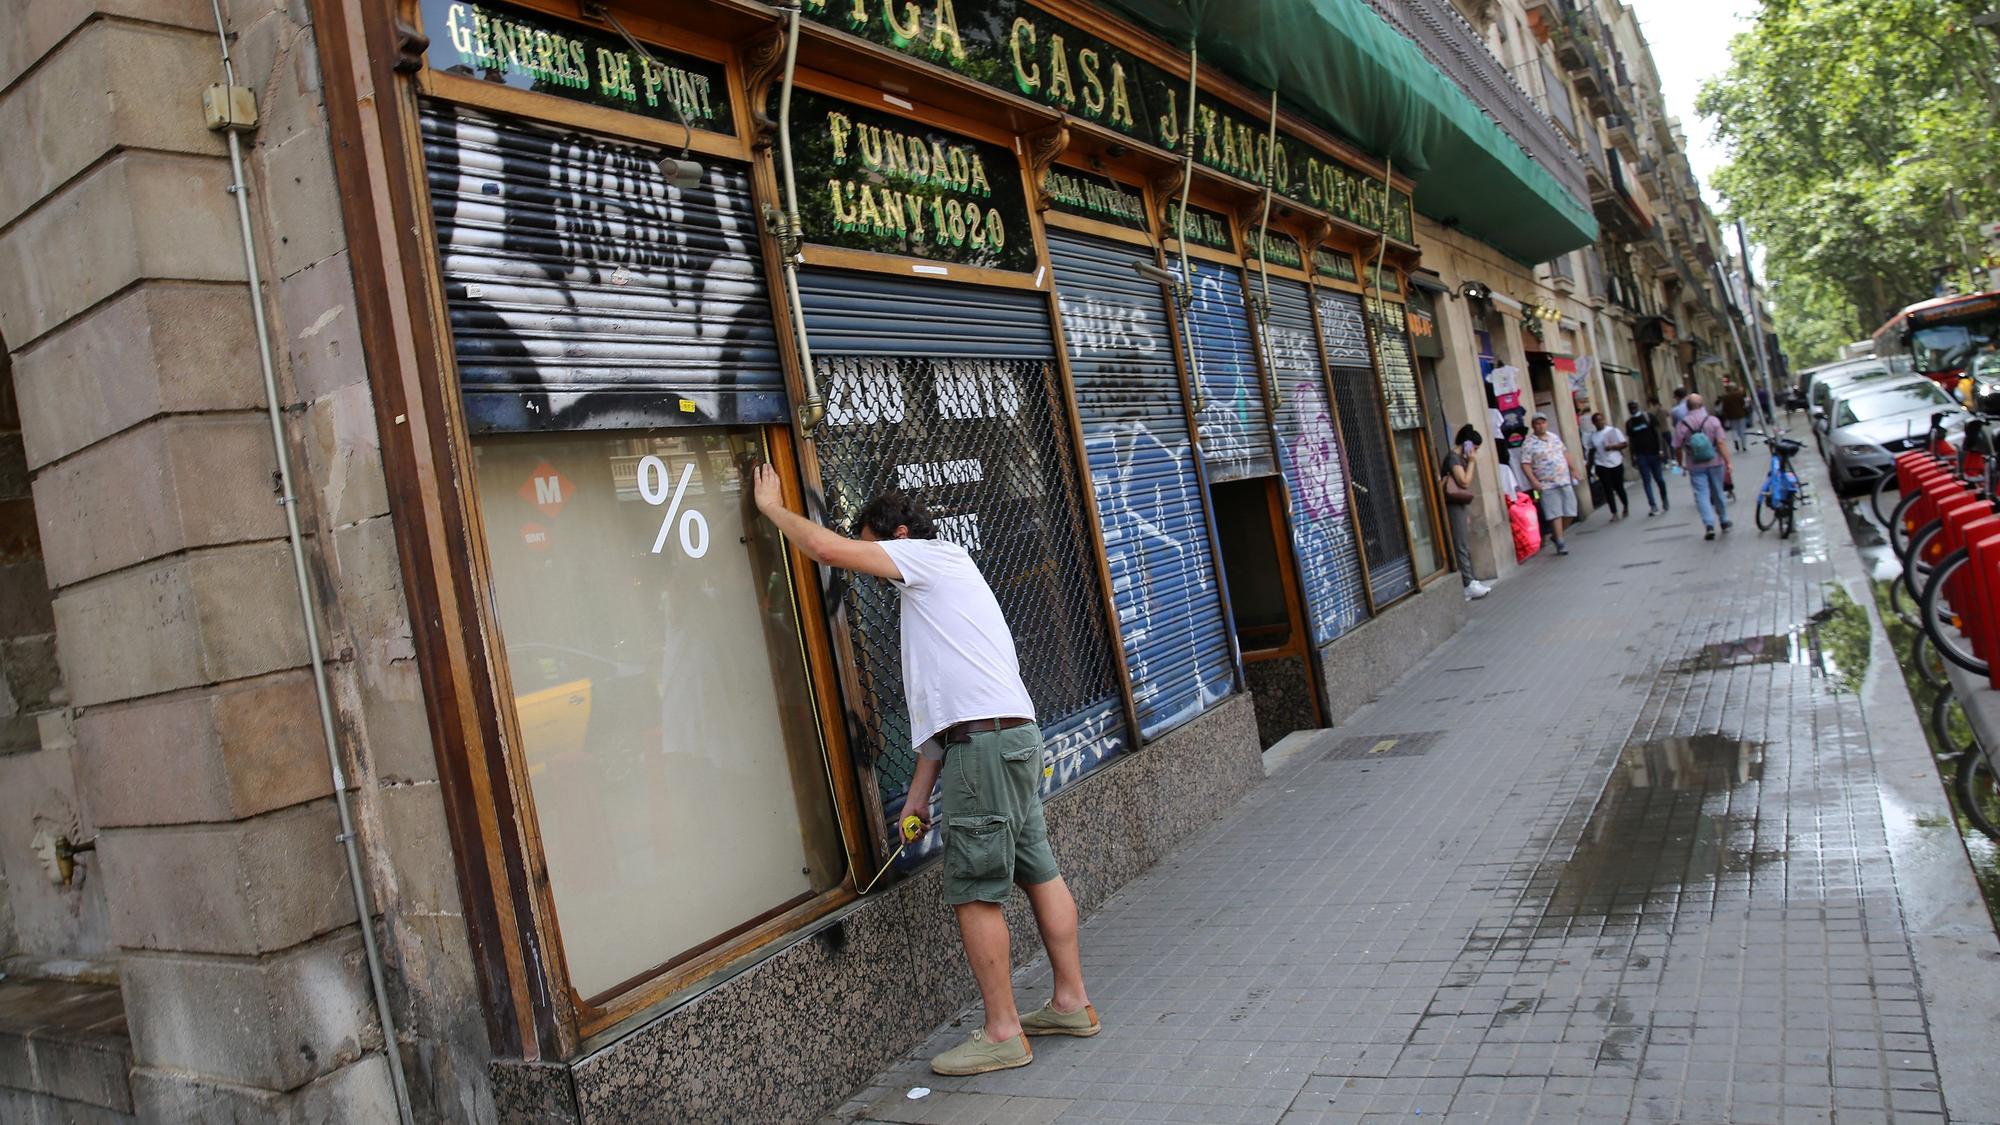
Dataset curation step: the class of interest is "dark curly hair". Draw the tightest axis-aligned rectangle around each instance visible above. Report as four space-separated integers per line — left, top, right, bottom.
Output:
853 491 938 540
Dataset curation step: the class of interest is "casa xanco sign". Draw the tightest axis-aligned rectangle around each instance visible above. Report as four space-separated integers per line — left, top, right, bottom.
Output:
799 0 1414 243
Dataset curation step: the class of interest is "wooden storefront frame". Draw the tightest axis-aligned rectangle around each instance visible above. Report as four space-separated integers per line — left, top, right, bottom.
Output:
310 0 1440 1063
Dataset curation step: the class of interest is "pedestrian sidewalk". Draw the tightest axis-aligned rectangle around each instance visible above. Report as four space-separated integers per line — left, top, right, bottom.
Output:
823 448 2000 1124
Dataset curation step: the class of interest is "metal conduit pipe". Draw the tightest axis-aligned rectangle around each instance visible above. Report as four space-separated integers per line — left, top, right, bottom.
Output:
1362 156 1395 374
206 3 414 1121
1253 88 1281 411
772 1 825 432
1172 43 1205 415
1716 262 1764 431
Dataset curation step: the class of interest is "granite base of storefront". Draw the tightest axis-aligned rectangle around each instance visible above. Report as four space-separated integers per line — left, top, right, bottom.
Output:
1244 654 1320 748
1316 577 1467 728
489 692 1264 1124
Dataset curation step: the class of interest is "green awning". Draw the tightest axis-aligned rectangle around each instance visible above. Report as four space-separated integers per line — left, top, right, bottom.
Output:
1093 0 1599 264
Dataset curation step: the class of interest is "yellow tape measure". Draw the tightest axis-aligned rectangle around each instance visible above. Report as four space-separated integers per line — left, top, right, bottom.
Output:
858 815 928 895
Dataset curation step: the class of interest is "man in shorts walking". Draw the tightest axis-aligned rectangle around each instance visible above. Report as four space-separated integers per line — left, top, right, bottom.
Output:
1519 412 1583 555
752 468 1096 1076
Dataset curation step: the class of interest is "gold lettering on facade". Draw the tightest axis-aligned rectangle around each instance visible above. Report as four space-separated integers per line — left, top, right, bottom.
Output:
1078 49 1105 115
1045 34 1075 105
829 111 853 161
1106 61 1133 128
930 0 965 62
883 1 921 45
1010 18 1040 92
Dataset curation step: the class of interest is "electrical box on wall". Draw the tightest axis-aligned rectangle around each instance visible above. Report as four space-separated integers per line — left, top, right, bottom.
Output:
202 84 258 132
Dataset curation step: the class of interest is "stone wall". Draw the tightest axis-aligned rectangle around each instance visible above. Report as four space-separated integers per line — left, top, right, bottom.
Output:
0 0 488 1119
0 340 104 982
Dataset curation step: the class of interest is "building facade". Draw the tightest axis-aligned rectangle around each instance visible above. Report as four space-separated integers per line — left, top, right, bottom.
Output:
0 0 1743 1121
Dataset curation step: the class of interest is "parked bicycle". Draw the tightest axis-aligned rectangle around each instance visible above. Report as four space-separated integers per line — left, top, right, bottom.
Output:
1747 430 1807 538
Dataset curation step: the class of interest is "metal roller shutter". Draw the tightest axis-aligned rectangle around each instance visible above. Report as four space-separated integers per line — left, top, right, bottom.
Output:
1264 278 1369 644
1317 289 1415 603
1049 229 1234 740
1180 263 1277 481
420 102 784 433
798 270 1128 821
1369 299 1425 430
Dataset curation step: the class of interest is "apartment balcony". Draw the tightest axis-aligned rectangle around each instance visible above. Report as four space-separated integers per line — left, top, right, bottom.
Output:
1364 0 1590 214
1591 147 1655 237
1605 114 1639 162
1551 16 1589 70
1521 0 1570 42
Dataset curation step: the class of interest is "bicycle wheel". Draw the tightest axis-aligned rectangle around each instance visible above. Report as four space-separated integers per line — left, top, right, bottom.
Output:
1912 630 1951 691
1888 488 1924 562
1871 468 1900 527
1933 689 1979 757
1755 493 1777 531
1888 574 1917 628
1922 550 1989 675
1779 503 1795 539
1955 747 2000 842
1902 519 1944 602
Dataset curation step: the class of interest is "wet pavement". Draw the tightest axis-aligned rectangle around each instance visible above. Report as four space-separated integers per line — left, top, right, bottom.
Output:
824 447 2000 1124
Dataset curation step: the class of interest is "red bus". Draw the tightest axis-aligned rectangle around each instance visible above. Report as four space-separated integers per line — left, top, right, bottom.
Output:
1871 290 2000 397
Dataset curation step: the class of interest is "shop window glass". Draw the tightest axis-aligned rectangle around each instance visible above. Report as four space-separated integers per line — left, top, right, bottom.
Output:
1392 430 1441 577
473 428 843 1000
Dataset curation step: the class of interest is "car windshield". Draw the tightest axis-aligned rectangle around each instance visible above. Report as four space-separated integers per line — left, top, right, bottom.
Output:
1814 365 1891 404
1834 381 1953 427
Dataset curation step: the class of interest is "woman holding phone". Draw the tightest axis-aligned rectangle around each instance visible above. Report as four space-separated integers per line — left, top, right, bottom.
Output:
1440 425 1491 600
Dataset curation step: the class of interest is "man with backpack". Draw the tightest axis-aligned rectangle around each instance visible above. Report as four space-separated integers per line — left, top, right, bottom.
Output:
1626 399 1669 516
1672 393 1733 540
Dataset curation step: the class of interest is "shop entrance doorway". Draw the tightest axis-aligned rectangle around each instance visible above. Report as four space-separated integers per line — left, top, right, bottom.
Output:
1210 475 1324 747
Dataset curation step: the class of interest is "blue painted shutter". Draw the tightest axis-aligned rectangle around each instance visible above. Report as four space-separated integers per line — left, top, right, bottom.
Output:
1179 263 1278 481
419 102 784 433
798 270 1129 823
1049 229 1234 740
1264 278 1369 643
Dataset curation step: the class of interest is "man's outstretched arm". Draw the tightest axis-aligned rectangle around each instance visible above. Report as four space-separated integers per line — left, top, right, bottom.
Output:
751 464 905 581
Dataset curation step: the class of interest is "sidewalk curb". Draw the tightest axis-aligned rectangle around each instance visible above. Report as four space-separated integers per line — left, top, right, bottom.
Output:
1819 484 2000 1124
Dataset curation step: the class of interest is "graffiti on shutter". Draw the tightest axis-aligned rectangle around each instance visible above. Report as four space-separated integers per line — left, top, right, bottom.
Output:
1265 278 1368 644
1369 298 1424 430
420 102 783 433
1179 263 1276 481
1050 228 1234 740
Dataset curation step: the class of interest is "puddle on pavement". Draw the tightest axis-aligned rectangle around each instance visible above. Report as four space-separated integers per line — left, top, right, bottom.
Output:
1665 584 1868 692
1539 735 1779 926
1841 497 1905 583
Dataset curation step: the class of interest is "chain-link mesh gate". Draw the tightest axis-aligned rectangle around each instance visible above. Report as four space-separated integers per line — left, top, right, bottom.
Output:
808 352 1127 844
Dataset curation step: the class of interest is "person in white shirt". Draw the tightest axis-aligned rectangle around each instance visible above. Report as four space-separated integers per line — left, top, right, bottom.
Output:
752 468 1096 1076
1588 410 1631 521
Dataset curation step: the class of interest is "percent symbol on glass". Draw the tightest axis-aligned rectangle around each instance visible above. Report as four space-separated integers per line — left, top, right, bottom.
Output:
636 455 710 558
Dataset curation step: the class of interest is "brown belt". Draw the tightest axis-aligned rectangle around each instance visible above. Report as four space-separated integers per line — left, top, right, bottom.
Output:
941 716 1033 745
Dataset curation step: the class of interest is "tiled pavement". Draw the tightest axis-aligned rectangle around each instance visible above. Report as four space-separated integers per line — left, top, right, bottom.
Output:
824 448 2000 1124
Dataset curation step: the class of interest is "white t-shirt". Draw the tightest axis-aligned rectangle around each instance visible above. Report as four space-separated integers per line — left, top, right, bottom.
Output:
876 538 1037 755
1591 426 1627 469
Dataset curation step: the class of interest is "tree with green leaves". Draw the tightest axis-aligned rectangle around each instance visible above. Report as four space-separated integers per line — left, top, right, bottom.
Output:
1698 0 2000 367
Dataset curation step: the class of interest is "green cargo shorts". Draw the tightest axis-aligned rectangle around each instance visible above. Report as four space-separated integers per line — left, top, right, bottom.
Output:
937 724 1060 905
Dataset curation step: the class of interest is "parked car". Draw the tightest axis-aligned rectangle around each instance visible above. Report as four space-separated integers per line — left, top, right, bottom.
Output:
1822 377 1966 492
1808 362 1912 456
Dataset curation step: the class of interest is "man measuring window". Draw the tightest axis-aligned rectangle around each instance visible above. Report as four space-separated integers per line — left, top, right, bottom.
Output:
752 466 1098 1075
